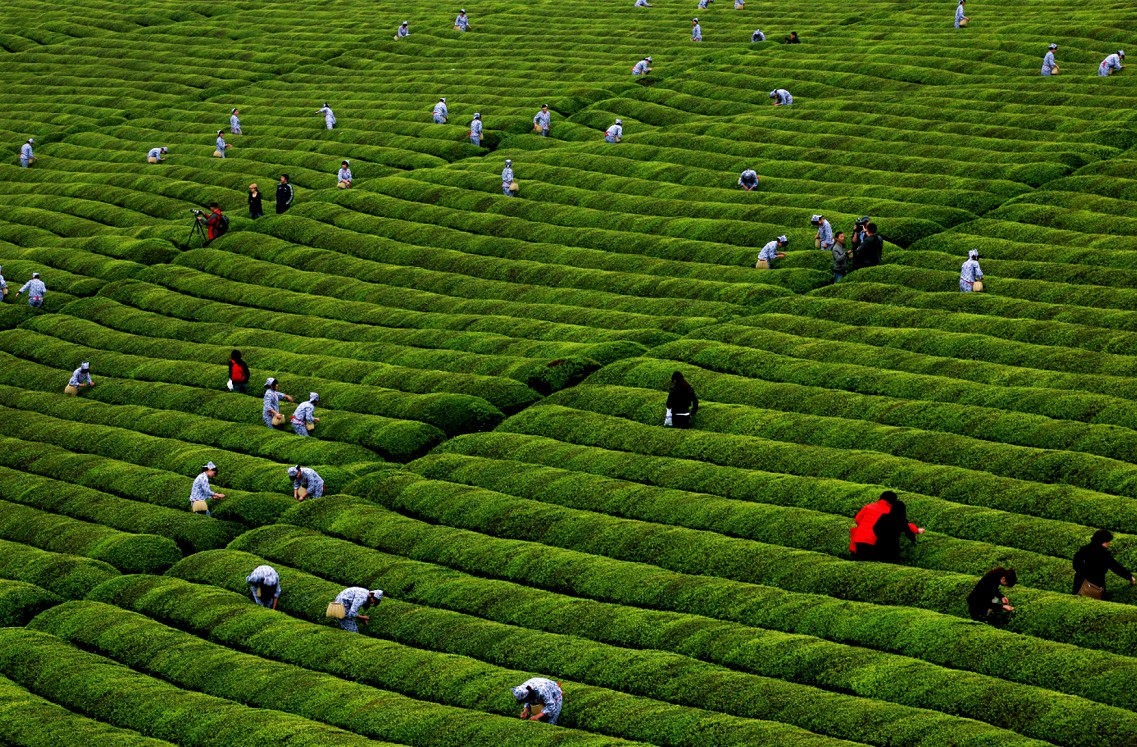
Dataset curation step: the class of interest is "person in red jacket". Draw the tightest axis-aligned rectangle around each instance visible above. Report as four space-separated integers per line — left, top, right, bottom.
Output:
850 490 924 562
227 349 250 394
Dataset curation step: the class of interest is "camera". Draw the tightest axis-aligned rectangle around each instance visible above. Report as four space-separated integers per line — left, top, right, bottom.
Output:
190 208 203 215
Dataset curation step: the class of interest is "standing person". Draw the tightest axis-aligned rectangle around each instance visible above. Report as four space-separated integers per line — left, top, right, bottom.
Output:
751 28 765 42
811 214 834 252
19 138 35 168
230 108 242 135
664 371 699 428
785 31 800 43
851 216 870 252
1072 529 1135 599
967 567 1017 623
632 57 653 76
691 17 702 42
849 490 924 562
246 565 281 609
533 104 551 136
317 103 336 130
248 183 263 219
1099 50 1125 76
189 461 225 517
291 392 320 436
227 350 250 394
954 0 969 28
960 249 984 292
337 161 353 189
276 175 294 214
0 266 7 302
469 113 483 146
65 362 95 396
501 159 516 196
852 221 883 269
832 231 849 283
697 0 712 8
734 0 744 8
331 587 382 633
14 272 46 308
262 377 295 428
1041 43 1059 76
147 147 167 164
288 465 325 501
756 235 787 269
397 21 410 39
604 119 623 143
512 679 564 725
454 9 470 31
738 169 760 191
213 130 231 158
432 98 448 124
769 88 793 106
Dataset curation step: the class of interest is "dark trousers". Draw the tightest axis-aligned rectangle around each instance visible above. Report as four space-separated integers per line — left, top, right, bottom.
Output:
672 413 692 429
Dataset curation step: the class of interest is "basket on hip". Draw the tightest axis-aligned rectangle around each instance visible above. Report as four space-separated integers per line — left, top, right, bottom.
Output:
326 602 347 619
191 500 209 513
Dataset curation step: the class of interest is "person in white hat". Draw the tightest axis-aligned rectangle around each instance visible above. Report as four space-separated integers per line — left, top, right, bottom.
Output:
757 235 788 268
769 89 793 106
692 17 702 42
337 160 353 189
501 159 515 196
1041 44 1059 76
246 565 281 609
214 130 231 158
229 108 242 135
0 266 7 302
469 112 483 146
317 103 336 130
751 28 766 42
262 377 295 428
512 678 564 725
332 587 383 633
634 0 652 7
960 249 984 292
66 362 95 396
1099 50 1125 76
454 9 470 31
738 169 760 191
632 56 653 75
397 20 410 39
290 392 320 436
287 465 325 501
697 0 713 8
15 272 45 308
533 104 551 136
189 462 225 517
604 119 623 143
147 146 168 164
954 0 968 29
19 138 35 168
811 214 833 251
432 97 448 124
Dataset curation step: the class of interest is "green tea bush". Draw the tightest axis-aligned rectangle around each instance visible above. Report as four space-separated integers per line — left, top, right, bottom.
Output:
0 538 118 599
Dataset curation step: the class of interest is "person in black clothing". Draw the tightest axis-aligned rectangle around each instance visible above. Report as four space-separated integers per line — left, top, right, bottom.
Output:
850 216 870 252
228 349 250 394
1072 529 1135 598
248 183 263 219
785 31 800 44
967 566 1017 623
665 371 699 429
851 221 883 271
276 174 294 214
869 490 922 563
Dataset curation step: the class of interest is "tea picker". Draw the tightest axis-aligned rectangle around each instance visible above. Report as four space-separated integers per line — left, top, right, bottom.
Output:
1041 44 1059 76
0 266 7 301
756 235 787 269
769 88 793 106
262 377 296 428
337 160 353 189
433 97 448 123
64 361 94 396
214 130 231 158
454 10 469 31
397 21 410 39
230 108 242 135
246 565 281 609
751 28 765 42
604 119 623 143
317 103 336 130
327 587 382 633
502 159 517 196
1099 50 1125 76
189 461 225 516
692 18 702 42
19 138 35 168
634 0 652 7
1073 530 1135 599
512 678 564 725
811 214 833 251
147 146 167 164
288 465 324 501
14 272 46 308
738 169 760 191
960 249 983 292
967 567 1016 624
533 105 551 136
632 57 652 75
849 490 924 563
469 113 483 146
954 0 969 28
290 392 320 436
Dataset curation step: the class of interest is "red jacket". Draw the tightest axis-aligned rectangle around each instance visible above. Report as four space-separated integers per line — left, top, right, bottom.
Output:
850 499 920 553
205 208 224 240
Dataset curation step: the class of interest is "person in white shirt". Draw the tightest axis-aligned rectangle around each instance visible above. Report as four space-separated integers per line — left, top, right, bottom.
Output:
337 161 353 189
604 119 623 143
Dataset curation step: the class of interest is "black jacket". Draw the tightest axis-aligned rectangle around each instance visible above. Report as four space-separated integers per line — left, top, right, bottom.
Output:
666 383 698 415
1072 543 1132 594
248 190 263 217
870 499 917 561
276 182 294 213
852 233 882 270
967 574 1005 621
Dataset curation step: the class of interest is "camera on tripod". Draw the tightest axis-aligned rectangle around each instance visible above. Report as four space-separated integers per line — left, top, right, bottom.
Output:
190 208 204 216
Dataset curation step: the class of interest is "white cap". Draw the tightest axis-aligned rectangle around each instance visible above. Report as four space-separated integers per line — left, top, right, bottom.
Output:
370 589 384 599
27 138 34 144
401 20 408 24
309 392 320 402
473 112 480 118
80 361 90 370
505 159 512 165
810 214 822 224
1119 50 1126 57
693 17 698 21
231 107 238 113
265 377 277 388
1048 43 1058 49
646 56 652 61
968 249 979 259
440 97 446 102
287 466 300 478
204 461 217 471
31 272 40 278
615 118 622 124
777 235 788 243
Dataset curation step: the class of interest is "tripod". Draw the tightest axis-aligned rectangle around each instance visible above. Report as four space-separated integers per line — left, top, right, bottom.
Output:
183 214 209 249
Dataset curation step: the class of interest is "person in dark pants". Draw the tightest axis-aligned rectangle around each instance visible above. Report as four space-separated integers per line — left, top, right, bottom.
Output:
202 203 225 243
248 183 263 219
849 490 924 562
276 174 294 214
665 371 699 428
832 231 849 283
228 350 250 394
852 221 882 270
968 567 1016 624
1073 529 1135 599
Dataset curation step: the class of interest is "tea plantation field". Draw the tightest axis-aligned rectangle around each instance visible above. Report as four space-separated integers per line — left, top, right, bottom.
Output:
2 0 1137 743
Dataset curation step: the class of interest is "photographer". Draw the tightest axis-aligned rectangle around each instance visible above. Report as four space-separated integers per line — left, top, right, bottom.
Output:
851 221 882 270
196 203 227 243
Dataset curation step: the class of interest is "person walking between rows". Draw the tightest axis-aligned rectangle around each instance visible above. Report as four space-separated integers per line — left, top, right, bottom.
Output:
960 249 983 292
337 161 353 189
502 159 516 196
769 88 793 106
512 678 564 725
1073 529 1135 599
190 461 225 517
454 10 470 31
15 272 45 308
263 377 295 428
276 174 293 214
968 567 1016 624
288 465 325 501
633 57 653 76
692 18 702 42
317 103 336 130
697 0 712 9
228 350 250 394
230 108 242 135
433 98 448 124
954 0 969 28
248 183 263 219
291 392 320 436
664 371 699 428
832 231 849 283
849 490 924 562
738 169 760 191
604 119 623 143
214 130 231 158
147 147 167 164
246 565 281 609
533 104 551 136
469 113 483 146
330 587 382 633
756 235 787 269
811 213 834 251
1099 50 1125 76
19 138 35 168
1041 43 1059 76
65 361 95 396
0 266 7 302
